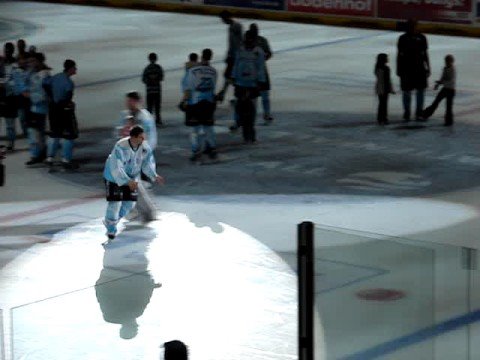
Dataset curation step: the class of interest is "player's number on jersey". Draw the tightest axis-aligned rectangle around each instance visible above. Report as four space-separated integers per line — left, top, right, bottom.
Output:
196 77 214 93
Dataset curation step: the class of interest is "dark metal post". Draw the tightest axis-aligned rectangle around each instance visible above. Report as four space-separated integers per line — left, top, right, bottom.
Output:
298 221 314 360
0 145 5 186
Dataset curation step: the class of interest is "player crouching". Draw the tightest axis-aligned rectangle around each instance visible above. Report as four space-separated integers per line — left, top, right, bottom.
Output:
103 125 164 240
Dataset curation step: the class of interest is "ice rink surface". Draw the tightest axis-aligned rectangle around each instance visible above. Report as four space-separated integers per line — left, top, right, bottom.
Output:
1 1 480 359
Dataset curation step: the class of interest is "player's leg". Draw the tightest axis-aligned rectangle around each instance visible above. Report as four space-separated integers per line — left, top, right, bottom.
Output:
146 92 154 115
415 88 425 120
154 92 161 125
62 139 75 164
261 90 272 124
190 125 202 161
444 89 454 126
119 200 136 219
402 90 412 121
5 117 16 150
204 125 217 159
423 88 446 119
104 201 122 238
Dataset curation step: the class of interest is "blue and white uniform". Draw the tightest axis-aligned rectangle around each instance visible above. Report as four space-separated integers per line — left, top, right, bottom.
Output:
104 137 157 186
29 69 50 115
184 63 218 155
103 137 158 235
185 64 217 105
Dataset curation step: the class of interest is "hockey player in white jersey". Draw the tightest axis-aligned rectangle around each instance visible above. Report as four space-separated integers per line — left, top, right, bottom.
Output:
117 91 158 222
103 125 164 240
182 48 218 161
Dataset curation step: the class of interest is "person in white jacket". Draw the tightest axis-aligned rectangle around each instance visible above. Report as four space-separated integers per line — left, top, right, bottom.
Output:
103 125 164 240
117 91 159 222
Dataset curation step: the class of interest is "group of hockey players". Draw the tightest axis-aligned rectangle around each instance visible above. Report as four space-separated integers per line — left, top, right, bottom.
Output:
102 11 275 240
0 39 78 168
1 11 275 240
178 11 274 161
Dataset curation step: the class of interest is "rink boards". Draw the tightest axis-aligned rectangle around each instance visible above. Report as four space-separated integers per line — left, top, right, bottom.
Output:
31 0 480 37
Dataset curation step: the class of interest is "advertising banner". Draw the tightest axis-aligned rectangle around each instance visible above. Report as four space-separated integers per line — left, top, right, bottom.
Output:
287 0 375 17
204 0 285 10
378 0 472 24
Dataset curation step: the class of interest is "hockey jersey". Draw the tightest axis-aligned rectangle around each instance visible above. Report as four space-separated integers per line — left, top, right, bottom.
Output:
29 69 51 114
103 137 157 186
184 64 217 105
233 46 266 88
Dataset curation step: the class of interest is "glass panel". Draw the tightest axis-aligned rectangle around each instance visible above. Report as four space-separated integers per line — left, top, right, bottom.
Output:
314 225 479 360
0 309 4 360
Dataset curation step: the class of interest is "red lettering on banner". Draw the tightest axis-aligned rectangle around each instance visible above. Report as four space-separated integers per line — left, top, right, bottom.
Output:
288 0 375 16
378 0 472 24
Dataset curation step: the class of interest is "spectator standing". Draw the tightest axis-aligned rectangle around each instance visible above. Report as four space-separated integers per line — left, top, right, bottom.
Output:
233 30 266 144
1 42 19 150
250 23 274 125
25 52 50 165
45 59 78 168
142 53 164 126
397 19 430 122
216 10 243 102
182 48 218 162
375 53 395 125
422 54 456 126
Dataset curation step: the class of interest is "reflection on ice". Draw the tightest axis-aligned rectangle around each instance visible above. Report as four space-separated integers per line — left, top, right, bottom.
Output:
8 212 298 360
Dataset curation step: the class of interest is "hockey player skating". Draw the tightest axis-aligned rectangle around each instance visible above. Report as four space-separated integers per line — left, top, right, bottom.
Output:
103 125 164 240
118 91 158 222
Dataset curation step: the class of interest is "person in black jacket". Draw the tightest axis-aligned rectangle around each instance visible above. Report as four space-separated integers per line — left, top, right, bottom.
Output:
142 53 164 126
396 19 430 122
375 53 395 125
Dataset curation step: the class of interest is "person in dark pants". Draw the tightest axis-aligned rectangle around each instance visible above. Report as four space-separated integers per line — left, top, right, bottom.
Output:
1 42 18 150
422 54 456 126
182 49 218 162
375 53 395 125
44 59 78 168
216 10 243 102
233 30 266 143
250 23 274 125
142 53 164 126
397 19 430 122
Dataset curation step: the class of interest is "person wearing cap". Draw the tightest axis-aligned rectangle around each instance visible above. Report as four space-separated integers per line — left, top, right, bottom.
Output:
44 59 77 168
